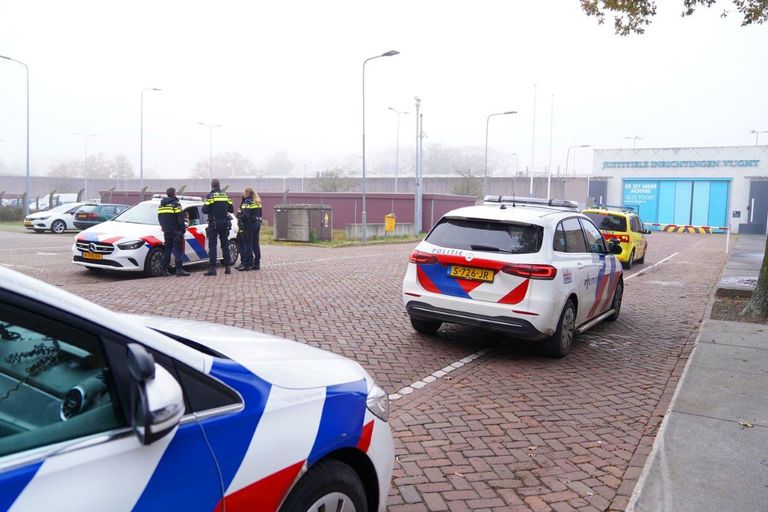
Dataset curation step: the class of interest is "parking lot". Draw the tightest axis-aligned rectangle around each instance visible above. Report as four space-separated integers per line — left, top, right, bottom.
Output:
0 228 729 511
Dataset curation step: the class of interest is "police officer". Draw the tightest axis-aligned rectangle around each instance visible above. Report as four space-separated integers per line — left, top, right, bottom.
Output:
237 187 262 271
202 178 234 276
157 187 189 277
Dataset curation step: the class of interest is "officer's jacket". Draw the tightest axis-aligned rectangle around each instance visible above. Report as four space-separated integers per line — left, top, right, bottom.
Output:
241 197 263 226
202 188 233 221
157 196 184 233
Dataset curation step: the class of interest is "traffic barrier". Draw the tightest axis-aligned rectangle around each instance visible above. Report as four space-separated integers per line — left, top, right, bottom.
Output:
644 223 730 253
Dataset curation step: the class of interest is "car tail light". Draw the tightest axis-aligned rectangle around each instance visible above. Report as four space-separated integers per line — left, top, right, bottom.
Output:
409 250 438 264
501 264 557 280
603 233 629 243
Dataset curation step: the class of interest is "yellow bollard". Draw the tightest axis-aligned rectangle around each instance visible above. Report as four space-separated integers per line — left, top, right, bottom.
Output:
384 213 396 234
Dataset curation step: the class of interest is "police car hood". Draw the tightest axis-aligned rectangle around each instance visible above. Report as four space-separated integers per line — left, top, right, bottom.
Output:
125 315 366 390
76 220 160 241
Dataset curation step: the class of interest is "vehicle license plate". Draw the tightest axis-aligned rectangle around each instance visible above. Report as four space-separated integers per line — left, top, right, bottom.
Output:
83 252 102 260
448 265 494 282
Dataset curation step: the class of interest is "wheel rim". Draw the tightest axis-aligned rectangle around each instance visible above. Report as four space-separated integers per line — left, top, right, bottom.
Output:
614 282 623 313
305 492 356 512
149 250 164 276
52 221 65 233
561 306 575 351
228 241 239 265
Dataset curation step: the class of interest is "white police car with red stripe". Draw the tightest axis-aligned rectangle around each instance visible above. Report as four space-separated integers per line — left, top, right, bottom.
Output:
0 266 394 511
402 196 624 358
71 195 239 277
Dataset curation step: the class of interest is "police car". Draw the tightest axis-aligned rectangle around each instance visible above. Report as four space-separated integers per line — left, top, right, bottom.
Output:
402 196 624 358
0 266 394 511
72 195 239 277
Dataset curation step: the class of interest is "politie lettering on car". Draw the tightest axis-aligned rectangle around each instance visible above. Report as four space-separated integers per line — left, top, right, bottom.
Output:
402 196 625 358
0 266 394 511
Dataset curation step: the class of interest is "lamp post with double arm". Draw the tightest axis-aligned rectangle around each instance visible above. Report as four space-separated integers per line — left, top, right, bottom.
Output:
484 111 517 196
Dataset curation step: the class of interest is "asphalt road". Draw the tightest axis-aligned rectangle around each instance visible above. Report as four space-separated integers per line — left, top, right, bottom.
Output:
0 226 729 511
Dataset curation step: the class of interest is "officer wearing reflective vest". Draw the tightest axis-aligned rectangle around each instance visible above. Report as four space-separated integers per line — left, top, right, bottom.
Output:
157 187 190 277
237 187 262 271
202 178 234 276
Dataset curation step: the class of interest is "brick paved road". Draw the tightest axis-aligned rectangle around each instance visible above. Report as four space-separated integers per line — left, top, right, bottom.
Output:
0 227 728 511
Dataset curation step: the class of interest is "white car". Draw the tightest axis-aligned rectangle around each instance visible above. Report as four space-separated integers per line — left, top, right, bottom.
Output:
0 265 394 511
402 196 624 358
72 195 239 277
24 201 97 234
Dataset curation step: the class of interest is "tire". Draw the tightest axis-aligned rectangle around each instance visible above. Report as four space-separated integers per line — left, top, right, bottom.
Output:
410 317 441 335
279 459 366 512
607 279 623 321
622 249 634 270
51 220 66 234
144 246 165 277
546 299 576 358
224 239 239 266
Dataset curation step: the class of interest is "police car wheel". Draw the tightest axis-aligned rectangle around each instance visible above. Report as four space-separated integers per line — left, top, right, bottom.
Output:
224 239 239 266
144 247 165 277
279 459 366 512
51 220 66 234
410 317 441 335
607 279 623 322
546 299 576 359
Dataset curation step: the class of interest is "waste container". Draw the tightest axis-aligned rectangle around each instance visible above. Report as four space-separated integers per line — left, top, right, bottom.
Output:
273 204 332 242
384 213 396 233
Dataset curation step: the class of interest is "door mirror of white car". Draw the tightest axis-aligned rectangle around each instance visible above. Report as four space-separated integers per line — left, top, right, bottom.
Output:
127 343 184 445
608 240 622 255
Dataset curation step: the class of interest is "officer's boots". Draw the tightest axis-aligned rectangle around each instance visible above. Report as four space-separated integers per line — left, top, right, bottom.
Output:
176 268 190 277
225 265 232 275
204 267 217 276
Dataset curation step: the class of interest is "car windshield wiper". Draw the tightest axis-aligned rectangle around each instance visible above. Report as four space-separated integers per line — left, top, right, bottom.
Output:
469 244 513 253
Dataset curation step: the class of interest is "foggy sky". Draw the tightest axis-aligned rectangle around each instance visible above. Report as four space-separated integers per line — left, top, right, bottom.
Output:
1 0 767 179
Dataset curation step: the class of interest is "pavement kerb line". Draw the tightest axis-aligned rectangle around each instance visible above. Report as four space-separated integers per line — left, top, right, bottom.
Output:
388 348 492 401
625 252 679 281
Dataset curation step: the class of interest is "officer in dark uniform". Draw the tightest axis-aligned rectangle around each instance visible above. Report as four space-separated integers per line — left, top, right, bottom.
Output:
157 187 190 277
202 178 234 276
237 187 262 271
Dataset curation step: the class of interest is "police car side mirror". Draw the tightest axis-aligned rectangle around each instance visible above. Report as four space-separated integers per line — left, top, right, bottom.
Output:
608 240 622 255
127 343 184 445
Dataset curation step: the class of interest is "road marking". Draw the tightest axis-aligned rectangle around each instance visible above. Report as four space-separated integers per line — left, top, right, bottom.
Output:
37 252 60 256
625 252 679 281
1 263 40 271
0 245 72 252
389 348 492 401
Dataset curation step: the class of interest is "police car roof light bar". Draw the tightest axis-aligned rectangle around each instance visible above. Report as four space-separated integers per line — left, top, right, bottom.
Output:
151 193 203 201
484 195 579 210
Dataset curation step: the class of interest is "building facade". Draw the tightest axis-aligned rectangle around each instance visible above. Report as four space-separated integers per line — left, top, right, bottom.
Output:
591 146 768 234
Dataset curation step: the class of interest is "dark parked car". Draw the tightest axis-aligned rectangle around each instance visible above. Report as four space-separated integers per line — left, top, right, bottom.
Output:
73 203 130 230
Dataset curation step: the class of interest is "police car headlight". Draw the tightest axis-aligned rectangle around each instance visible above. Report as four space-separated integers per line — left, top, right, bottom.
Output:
118 239 144 250
366 382 389 422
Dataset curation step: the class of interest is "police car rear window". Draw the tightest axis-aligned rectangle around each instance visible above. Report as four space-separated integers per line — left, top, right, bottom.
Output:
584 212 627 232
426 218 543 254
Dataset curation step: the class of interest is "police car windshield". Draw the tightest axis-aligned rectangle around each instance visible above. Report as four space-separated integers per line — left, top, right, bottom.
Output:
584 212 627 232
112 203 158 225
426 218 543 254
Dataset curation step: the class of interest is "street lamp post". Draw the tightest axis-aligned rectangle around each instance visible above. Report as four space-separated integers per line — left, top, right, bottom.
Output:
750 130 768 146
198 122 222 180
562 144 591 201
0 54 30 216
74 133 97 200
140 87 162 193
624 136 643 150
361 50 399 242
484 111 517 196
387 107 408 193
